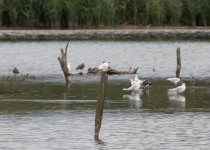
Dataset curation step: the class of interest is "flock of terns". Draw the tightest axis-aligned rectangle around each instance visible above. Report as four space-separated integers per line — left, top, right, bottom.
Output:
12 61 187 98
65 61 186 96
96 61 188 107
97 61 186 95
11 59 210 108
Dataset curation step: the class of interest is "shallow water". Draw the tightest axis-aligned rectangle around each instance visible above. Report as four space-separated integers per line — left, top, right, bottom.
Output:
0 41 210 149
0 40 210 78
0 79 210 149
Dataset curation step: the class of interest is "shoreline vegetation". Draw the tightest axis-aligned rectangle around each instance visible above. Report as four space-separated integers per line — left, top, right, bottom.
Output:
1 0 210 40
1 1 210 28
1 28 210 40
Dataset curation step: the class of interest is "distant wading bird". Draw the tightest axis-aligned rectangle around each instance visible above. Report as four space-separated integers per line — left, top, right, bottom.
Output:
168 83 186 94
123 80 141 92
131 74 152 88
133 74 144 86
13 67 19 74
142 80 152 87
123 74 147 92
76 63 85 70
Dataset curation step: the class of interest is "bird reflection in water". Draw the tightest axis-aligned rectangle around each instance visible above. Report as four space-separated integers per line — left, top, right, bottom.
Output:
168 92 186 109
123 89 143 109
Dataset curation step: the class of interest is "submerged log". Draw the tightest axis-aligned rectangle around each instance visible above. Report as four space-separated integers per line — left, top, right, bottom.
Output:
87 67 138 75
58 42 71 83
6 73 36 81
107 68 120 75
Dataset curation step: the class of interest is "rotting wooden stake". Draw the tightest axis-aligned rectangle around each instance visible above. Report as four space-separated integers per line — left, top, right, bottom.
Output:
94 72 108 141
176 47 181 78
58 42 70 83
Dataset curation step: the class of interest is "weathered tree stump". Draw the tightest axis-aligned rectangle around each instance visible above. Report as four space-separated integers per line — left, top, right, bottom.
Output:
176 47 181 78
94 72 108 141
58 42 71 83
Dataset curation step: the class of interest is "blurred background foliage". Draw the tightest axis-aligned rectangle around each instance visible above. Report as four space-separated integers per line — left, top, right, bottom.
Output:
0 0 210 28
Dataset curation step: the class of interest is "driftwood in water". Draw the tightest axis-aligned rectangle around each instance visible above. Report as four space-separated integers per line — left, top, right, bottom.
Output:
118 67 138 75
7 73 36 81
176 47 181 78
58 42 70 83
94 72 108 141
88 67 138 75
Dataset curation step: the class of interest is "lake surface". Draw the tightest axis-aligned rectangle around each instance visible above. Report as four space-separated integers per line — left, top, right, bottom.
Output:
0 41 210 149
0 40 210 78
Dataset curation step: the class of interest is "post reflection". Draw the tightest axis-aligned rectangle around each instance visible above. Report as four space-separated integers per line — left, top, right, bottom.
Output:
63 82 71 100
95 138 107 150
206 86 210 101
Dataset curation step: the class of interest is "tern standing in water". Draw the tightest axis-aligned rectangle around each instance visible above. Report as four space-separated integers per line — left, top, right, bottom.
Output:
123 80 141 92
168 83 186 94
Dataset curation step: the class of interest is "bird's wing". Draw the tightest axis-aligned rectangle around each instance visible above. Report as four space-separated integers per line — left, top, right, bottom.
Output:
123 83 139 91
98 64 103 70
176 85 186 93
167 78 180 85
127 85 135 91
130 79 135 85
134 74 139 81
170 85 184 93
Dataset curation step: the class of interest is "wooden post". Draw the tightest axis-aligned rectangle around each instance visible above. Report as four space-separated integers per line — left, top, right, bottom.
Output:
94 72 108 141
58 42 70 83
176 47 181 78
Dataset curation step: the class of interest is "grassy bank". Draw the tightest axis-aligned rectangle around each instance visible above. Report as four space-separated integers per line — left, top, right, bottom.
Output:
1 29 210 41
0 0 210 29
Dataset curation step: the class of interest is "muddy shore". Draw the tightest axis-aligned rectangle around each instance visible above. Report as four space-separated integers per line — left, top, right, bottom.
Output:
1 29 210 40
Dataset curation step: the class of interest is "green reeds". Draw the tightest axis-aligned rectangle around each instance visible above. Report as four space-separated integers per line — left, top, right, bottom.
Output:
0 0 210 28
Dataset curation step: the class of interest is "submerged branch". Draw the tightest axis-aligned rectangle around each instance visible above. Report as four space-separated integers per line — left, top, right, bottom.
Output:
58 42 70 83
